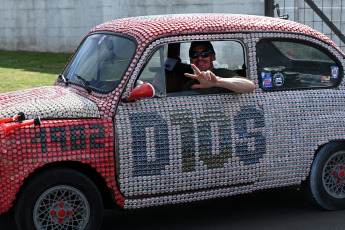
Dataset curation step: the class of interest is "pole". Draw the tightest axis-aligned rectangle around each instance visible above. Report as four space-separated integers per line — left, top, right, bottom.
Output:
265 0 275 17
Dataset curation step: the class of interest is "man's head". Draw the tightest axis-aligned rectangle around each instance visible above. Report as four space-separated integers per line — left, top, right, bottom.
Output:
189 41 216 71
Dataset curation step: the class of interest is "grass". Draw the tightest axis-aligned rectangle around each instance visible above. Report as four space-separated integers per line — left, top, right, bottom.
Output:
0 50 72 94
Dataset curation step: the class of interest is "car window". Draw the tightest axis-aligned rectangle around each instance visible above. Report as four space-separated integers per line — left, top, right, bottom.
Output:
136 47 166 97
136 41 246 97
63 34 136 93
179 41 245 72
257 40 342 90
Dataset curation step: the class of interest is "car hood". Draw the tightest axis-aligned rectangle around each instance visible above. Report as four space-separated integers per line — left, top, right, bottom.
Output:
0 86 100 120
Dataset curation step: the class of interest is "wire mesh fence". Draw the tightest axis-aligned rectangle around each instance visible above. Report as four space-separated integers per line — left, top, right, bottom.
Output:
275 0 345 52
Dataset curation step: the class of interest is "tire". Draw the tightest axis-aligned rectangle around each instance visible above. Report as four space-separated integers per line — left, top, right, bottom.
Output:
15 167 103 230
303 142 345 210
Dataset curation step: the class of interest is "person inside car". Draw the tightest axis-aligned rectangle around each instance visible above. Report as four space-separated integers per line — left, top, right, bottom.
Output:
184 41 255 94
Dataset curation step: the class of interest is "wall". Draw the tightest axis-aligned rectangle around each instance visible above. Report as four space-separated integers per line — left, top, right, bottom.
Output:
0 0 264 53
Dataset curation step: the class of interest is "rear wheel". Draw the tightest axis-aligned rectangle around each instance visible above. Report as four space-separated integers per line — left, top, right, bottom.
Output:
304 142 345 210
15 168 103 230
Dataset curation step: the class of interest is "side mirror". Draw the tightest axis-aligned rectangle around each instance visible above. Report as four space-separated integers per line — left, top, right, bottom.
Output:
122 83 155 102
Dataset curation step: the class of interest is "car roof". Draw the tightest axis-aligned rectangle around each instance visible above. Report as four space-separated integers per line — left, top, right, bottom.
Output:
89 13 344 56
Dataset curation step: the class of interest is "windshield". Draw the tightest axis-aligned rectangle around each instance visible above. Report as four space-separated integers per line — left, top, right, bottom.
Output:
63 34 136 93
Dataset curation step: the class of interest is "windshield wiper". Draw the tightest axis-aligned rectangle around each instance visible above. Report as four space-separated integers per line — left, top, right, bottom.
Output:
75 74 92 94
58 74 69 85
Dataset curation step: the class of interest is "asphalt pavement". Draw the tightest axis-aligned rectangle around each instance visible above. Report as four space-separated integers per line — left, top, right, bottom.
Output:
2 186 345 230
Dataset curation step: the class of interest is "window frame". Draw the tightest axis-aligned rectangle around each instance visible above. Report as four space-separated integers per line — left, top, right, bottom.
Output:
135 39 249 98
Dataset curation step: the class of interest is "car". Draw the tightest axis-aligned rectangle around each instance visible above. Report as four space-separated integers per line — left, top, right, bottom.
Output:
1 13 345 230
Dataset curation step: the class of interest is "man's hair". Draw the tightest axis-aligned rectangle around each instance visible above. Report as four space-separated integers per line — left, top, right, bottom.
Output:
189 41 215 56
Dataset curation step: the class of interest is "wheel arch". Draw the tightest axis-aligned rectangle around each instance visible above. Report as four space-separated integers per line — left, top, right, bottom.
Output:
301 140 345 183
15 161 117 210
312 140 345 163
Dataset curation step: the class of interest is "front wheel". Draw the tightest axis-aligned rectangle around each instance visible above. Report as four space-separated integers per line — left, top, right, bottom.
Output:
15 168 103 230
303 142 345 210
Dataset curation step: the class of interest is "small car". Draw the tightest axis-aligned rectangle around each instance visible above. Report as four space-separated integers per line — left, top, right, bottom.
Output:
1 13 345 230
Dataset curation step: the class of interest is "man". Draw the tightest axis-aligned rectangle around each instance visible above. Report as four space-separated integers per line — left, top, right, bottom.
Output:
184 41 255 94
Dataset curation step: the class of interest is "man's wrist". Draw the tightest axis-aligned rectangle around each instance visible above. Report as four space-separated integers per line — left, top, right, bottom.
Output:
213 76 223 87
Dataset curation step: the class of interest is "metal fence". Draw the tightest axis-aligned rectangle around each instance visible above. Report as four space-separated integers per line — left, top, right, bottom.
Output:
272 0 345 52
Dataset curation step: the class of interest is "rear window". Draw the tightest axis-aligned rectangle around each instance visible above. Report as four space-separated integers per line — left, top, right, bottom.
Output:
257 40 342 90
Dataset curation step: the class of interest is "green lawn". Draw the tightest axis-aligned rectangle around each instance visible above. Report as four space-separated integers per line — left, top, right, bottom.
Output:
0 50 72 94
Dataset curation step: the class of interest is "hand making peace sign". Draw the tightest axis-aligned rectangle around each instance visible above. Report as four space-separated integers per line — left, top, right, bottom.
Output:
184 64 255 93
184 64 219 89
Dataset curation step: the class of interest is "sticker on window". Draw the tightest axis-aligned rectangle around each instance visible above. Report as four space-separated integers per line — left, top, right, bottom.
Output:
273 73 284 87
262 72 272 88
321 76 330 83
331 66 339 79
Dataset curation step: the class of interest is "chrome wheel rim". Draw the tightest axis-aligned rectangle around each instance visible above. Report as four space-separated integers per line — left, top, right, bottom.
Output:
322 150 345 199
33 185 90 230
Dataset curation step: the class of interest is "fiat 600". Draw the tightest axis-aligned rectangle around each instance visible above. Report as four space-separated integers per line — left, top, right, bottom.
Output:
1 14 345 230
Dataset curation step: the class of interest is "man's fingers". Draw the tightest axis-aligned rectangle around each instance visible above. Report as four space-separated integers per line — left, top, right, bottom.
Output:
205 71 212 81
191 64 202 75
184 73 197 78
191 84 201 89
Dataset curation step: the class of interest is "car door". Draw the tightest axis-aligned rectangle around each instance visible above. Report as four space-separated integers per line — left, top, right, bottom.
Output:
254 36 344 186
115 40 265 198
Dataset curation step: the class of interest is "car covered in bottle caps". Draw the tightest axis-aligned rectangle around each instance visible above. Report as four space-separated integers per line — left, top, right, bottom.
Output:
1 13 345 230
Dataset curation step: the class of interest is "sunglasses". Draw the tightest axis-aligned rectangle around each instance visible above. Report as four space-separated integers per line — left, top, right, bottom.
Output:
190 50 213 59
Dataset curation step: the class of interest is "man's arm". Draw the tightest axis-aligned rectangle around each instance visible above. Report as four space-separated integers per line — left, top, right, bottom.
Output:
184 64 255 93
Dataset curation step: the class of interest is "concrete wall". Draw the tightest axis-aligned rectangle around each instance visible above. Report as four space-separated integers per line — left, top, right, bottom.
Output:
1 0 104 53
0 0 264 53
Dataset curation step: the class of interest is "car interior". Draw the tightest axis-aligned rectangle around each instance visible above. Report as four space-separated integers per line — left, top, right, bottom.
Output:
137 40 248 97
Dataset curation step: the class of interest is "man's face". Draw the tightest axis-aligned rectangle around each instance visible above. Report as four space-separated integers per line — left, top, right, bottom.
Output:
189 45 215 72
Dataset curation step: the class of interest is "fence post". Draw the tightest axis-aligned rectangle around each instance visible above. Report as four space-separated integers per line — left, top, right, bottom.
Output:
265 0 275 17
